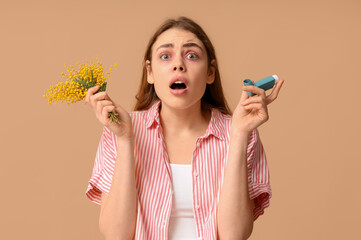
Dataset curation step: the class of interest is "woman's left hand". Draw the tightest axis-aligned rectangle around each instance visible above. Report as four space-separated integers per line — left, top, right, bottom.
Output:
231 79 285 133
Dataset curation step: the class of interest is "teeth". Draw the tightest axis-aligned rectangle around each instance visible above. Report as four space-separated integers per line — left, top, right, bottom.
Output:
170 80 187 89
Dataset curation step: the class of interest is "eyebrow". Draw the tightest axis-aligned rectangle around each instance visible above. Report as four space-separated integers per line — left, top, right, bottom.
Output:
156 42 203 52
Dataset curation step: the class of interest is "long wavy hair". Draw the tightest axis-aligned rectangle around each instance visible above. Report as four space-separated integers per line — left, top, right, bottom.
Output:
134 16 232 115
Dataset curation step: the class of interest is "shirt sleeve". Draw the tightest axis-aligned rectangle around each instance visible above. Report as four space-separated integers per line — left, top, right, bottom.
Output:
247 128 272 221
85 126 118 205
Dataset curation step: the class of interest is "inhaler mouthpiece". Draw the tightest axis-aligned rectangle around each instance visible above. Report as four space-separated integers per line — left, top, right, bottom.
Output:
243 75 279 97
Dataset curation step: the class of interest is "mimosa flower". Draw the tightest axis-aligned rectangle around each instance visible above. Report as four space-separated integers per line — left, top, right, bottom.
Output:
44 57 119 123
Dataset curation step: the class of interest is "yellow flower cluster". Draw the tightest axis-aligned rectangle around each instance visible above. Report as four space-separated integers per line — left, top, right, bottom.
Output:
43 56 117 106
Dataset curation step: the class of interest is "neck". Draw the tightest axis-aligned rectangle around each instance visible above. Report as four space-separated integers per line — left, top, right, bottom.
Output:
159 100 211 136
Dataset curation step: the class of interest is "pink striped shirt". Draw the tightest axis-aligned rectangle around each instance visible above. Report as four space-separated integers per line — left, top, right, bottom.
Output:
86 100 271 239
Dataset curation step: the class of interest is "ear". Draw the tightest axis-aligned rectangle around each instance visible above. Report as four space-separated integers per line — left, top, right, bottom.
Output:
207 59 216 84
146 60 154 84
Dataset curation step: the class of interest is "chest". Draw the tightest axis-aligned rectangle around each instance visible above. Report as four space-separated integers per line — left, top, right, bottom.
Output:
164 136 199 165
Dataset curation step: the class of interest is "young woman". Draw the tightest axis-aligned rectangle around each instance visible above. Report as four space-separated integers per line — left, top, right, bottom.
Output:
85 16 284 240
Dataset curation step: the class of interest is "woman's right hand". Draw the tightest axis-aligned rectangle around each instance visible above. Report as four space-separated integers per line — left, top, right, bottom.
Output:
85 85 133 140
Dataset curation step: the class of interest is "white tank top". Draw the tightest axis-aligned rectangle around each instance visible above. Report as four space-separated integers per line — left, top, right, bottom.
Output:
168 163 198 239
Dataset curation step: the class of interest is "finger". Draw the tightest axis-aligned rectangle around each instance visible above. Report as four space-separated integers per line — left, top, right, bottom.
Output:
90 91 111 107
96 100 113 114
102 105 116 123
266 79 285 105
241 95 263 106
85 85 100 103
266 79 284 104
243 103 264 111
242 85 266 98
240 88 250 103
93 91 111 101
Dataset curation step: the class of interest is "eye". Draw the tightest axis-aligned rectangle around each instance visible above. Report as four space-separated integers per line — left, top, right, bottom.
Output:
160 54 170 60
186 53 199 59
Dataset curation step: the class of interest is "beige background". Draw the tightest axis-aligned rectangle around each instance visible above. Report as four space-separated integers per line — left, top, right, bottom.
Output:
1 0 360 239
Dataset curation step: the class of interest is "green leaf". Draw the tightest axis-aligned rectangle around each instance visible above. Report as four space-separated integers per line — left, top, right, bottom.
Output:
95 82 107 94
109 112 119 124
88 81 96 88
100 82 107 92
73 77 88 89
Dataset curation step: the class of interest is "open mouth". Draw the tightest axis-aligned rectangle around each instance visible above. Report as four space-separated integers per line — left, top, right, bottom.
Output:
170 82 187 89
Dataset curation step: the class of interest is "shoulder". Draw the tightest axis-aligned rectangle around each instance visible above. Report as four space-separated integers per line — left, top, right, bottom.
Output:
208 108 233 141
212 108 232 121
211 108 260 144
127 108 158 134
212 108 232 129
128 109 147 119
128 109 150 125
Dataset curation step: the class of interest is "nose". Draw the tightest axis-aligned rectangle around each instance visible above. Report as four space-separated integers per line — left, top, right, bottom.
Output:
172 55 186 72
173 66 184 71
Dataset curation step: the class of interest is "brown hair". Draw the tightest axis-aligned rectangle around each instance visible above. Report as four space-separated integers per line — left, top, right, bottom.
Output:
134 16 232 115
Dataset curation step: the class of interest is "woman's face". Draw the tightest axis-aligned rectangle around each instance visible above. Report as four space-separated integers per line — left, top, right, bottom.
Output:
146 28 215 110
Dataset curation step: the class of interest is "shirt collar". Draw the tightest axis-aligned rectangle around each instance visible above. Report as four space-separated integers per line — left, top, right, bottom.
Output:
145 100 227 141
145 100 162 128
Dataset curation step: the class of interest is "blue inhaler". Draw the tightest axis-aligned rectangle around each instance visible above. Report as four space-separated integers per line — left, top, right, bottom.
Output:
243 75 279 97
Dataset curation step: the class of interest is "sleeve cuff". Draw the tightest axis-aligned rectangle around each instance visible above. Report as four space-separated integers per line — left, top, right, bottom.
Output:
249 183 272 221
85 170 110 205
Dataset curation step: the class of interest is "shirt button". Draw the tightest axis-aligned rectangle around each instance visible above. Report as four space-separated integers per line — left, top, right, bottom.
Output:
162 220 166 226
195 205 200 210
196 142 200 147
194 172 199 177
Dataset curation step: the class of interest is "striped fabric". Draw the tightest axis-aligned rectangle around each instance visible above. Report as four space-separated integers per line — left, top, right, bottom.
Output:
85 100 272 240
